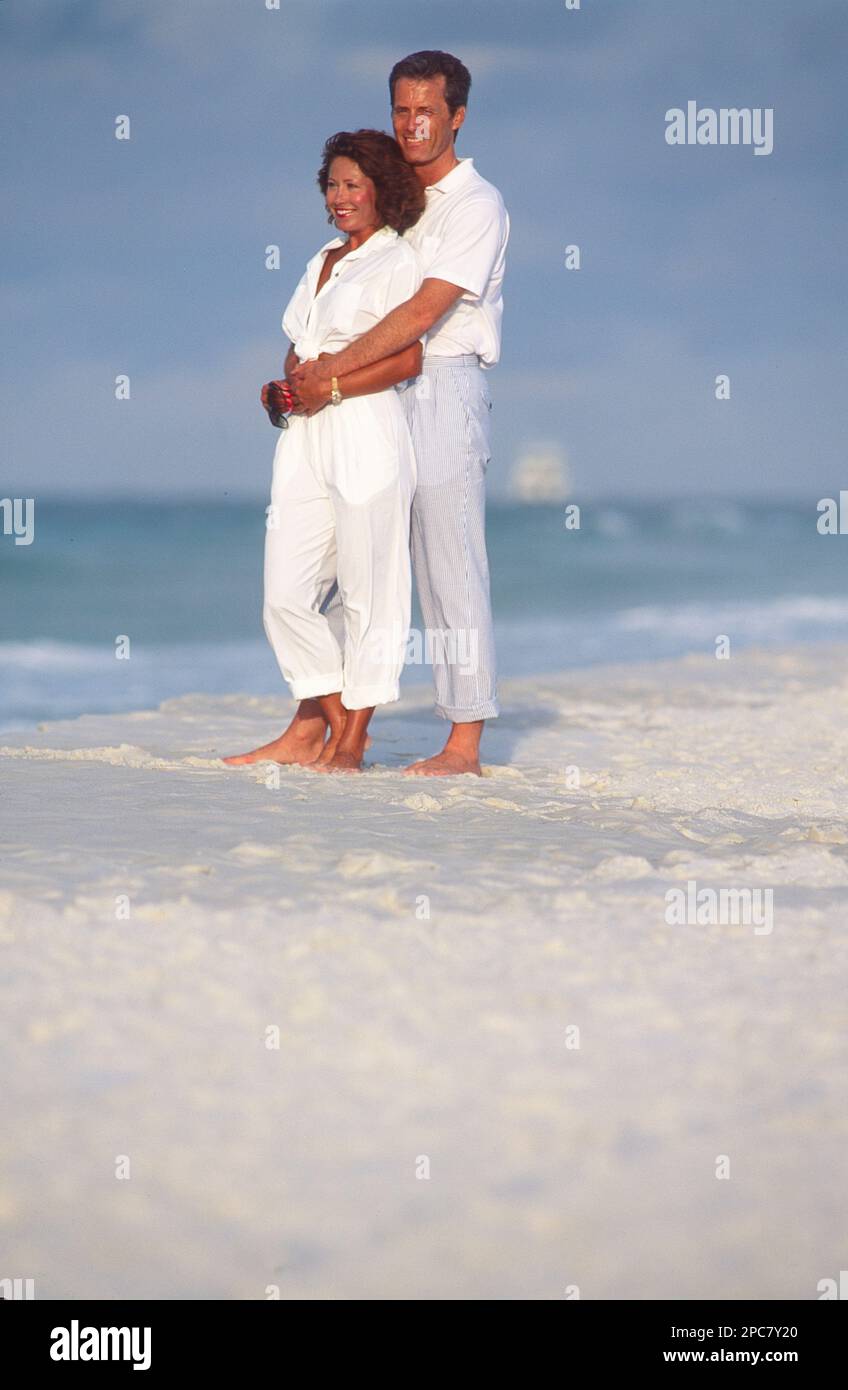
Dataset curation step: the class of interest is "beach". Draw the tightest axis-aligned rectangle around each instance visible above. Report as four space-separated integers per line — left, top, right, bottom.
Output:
1 641 847 1299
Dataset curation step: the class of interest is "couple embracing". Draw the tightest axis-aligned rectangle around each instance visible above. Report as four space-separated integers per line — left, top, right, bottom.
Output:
225 50 509 776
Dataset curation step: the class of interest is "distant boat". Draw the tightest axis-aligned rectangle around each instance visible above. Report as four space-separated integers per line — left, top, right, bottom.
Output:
509 443 571 503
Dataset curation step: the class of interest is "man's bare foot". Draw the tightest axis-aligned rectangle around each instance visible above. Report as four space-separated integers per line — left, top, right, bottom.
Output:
403 749 482 777
404 720 484 777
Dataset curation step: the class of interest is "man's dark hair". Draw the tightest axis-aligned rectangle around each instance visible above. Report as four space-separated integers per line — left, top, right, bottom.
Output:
388 50 471 116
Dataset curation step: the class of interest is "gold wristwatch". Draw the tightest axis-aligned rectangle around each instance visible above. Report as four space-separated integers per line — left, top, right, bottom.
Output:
330 376 342 406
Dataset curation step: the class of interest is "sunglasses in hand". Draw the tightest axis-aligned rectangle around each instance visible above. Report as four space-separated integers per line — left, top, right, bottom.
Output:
265 379 295 428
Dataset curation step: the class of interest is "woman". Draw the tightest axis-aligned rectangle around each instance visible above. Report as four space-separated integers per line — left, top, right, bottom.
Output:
225 131 424 773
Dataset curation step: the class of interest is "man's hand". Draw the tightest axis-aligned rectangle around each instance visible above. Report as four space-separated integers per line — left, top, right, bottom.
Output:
291 354 336 390
288 356 335 415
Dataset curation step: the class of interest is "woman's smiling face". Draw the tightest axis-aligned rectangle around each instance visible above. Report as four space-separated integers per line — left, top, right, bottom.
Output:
325 157 379 234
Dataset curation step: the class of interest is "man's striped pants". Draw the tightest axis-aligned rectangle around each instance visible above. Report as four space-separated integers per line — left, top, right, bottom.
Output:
398 354 498 722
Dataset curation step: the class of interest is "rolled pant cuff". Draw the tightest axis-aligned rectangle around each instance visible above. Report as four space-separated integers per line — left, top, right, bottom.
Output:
435 700 499 722
342 683 399 710
290 672 344 700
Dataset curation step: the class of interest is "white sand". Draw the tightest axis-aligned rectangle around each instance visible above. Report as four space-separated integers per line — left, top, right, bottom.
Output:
1 643 846 1299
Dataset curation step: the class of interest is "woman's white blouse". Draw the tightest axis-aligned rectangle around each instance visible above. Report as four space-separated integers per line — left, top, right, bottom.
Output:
282 225 423 362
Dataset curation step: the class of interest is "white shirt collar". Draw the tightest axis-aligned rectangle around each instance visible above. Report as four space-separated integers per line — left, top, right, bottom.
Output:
426 156 475 196
317 224 398 260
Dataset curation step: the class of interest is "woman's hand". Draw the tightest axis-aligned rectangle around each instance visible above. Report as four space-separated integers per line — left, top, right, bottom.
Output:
260 346 303 418
262 375 319 419
261 380 294 419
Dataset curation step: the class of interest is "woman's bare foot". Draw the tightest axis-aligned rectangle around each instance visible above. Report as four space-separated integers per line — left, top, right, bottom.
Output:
224 728 372 765
226 696 375 772
312 725 346 765
222 703 327 765
222 730 325 765
312 748 364 774
310 703 373 774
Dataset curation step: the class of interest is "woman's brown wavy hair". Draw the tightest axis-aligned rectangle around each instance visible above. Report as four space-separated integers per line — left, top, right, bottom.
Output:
317 129 425 234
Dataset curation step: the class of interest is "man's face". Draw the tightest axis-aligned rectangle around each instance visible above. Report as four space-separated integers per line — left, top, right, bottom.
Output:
391 75 464 166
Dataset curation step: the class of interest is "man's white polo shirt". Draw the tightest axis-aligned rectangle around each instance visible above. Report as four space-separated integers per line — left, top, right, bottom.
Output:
403 156 509 367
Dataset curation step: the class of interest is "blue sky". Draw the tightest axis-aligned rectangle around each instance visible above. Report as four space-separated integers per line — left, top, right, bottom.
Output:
2 0 846 499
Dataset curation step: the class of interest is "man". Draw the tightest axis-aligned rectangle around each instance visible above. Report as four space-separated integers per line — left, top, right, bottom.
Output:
241 50 509 776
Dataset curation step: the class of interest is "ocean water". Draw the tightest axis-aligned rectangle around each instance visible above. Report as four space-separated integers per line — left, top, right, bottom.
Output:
1 497 846 732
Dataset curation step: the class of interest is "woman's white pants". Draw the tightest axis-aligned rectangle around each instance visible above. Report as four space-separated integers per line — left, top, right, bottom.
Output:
263 391 415 710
